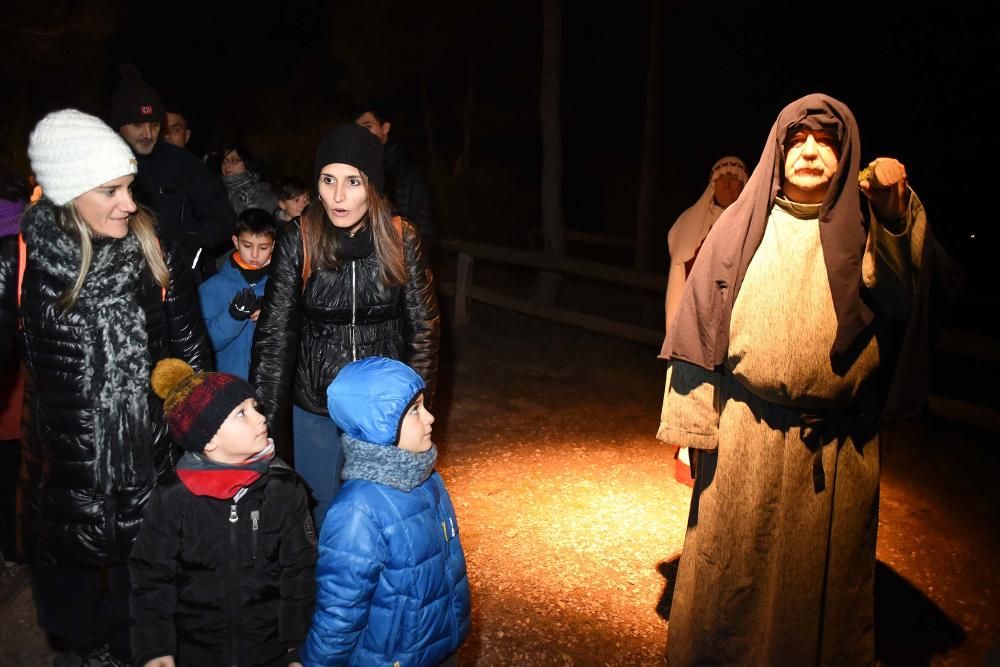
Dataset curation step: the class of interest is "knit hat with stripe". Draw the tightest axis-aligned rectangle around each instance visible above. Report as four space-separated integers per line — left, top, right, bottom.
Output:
151 358 255 452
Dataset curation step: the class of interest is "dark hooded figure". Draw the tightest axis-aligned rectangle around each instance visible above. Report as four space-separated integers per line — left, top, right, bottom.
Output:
657 94 959 665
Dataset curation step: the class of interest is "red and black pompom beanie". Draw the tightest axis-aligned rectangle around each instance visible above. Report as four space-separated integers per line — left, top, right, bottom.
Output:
151 358 255 452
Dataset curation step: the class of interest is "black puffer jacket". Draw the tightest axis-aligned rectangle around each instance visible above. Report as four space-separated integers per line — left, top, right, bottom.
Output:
0 210 211 567
129 461 316 667
249 218 439 458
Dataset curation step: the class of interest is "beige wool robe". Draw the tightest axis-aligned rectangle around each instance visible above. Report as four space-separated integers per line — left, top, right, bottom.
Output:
658 192 927 666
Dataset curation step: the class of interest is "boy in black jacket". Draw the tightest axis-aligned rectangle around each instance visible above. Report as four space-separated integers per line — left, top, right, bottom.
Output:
130 359 316 667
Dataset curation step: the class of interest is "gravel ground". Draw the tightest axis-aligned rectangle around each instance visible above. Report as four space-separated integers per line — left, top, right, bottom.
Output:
2 312 997 666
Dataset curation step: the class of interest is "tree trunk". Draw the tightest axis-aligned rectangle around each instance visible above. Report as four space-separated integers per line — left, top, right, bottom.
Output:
536 0 565 305
454 58 475 175
634 0 661 271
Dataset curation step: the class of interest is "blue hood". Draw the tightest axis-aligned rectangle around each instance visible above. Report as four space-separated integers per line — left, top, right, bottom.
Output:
326 357 425 446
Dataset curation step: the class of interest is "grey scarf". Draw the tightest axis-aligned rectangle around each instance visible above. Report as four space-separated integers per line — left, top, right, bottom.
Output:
341 434 437 492
23 201 153 492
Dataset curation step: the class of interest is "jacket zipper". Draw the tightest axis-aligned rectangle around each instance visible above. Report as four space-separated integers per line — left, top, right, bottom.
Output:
226 488 248 666
250 510 259 561
350 260 357 361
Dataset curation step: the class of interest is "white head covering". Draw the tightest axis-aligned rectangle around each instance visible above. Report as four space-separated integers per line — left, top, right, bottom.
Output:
28 109 138 206
663 155 748 340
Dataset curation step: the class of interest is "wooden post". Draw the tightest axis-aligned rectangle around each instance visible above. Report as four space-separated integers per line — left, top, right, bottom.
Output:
454 252 474 327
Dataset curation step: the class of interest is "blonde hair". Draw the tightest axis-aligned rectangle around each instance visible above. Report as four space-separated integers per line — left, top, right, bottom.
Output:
303 171 406 287
56 202 170 310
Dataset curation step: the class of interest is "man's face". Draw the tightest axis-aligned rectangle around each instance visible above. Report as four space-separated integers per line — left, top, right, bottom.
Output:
355 112 391 145
782 127 839 204
119 121 160 156
713 174 744 208
232 231 275 268
162 112 190 148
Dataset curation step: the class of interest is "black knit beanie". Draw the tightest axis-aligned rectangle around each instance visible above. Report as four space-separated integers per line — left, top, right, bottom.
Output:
111 64 164 129
313 124 384 193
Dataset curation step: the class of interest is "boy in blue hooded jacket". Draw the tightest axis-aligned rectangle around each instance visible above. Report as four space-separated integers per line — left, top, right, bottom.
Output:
198 208 275 379
302 357 470 667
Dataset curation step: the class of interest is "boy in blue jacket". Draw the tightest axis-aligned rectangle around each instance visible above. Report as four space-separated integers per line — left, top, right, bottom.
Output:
199 208 275 378
302 357 471 667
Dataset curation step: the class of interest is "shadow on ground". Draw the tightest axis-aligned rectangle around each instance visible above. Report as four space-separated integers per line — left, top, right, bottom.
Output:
653 556 966 665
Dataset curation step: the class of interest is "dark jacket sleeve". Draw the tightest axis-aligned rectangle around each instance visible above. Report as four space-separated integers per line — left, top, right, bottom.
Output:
129 487 180 666
400 222 440 405
278 476 318 658
249 222 304 458
0 236 17 369
162 239 213 371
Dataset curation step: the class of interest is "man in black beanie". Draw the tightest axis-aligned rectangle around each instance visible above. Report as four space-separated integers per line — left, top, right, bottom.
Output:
112 64 235 282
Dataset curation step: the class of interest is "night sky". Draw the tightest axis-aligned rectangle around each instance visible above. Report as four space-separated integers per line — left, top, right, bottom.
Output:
1 1 995 279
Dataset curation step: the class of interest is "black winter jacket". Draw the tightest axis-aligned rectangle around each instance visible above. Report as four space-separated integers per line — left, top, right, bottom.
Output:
134 141 236 260
384 140 435 248
129 460 317 667
249 218 439 458
0 222 211 567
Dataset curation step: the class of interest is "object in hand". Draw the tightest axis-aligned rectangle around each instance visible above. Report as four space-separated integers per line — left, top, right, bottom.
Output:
229 288 258 320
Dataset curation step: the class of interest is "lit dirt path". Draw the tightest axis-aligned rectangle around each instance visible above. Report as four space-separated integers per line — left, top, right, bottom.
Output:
439 319 999 666
2 316 997 665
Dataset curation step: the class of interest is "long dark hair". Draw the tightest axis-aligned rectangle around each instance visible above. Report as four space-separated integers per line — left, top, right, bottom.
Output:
301 171 406 286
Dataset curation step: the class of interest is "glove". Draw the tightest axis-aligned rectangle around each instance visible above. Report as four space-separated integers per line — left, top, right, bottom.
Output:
229 288 258 321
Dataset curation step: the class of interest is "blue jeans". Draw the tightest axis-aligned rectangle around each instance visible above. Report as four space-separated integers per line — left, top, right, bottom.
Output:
292 405 344 526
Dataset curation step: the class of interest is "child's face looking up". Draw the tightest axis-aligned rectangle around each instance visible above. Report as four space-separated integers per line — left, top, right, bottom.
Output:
204 398 269 463
398 394 434 453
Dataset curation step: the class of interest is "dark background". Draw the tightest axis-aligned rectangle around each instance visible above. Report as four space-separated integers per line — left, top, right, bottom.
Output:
1 0 995 288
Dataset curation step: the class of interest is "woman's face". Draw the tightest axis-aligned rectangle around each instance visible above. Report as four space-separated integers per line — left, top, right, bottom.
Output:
222 150 247 176
74 175 137 239
317 163 369 231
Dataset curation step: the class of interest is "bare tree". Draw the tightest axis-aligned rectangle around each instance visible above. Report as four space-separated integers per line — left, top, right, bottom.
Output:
536 0 566 305
634 0 661 271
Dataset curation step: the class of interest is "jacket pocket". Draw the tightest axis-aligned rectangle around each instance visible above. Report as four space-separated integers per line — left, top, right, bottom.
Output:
387 600 406 655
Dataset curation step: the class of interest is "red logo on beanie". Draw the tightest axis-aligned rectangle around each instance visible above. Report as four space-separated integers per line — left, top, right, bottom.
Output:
140 105 153 116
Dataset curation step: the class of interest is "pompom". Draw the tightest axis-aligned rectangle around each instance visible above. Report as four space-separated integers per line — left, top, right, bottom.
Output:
151 358 195 399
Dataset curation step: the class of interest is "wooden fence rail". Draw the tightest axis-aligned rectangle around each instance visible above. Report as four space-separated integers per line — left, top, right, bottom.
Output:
437 237 1000 431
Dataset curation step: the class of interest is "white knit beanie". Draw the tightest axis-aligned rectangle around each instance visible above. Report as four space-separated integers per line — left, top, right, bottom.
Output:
28 109 138 206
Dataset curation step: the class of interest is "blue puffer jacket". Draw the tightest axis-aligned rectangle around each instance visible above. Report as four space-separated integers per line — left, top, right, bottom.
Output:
198 256 268 379
302 472 470 666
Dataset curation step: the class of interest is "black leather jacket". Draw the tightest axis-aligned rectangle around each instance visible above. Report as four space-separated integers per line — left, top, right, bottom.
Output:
249 218 439 458
0 225 212 567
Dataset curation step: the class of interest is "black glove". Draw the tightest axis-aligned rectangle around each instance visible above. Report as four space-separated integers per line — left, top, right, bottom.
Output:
229 288 258 321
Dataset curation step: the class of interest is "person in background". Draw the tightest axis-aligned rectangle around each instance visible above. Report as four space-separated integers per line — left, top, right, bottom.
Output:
660 156 747 484
220 143 279 218
0 160 28 604
355 103 436 248
160 110 191 149
274 176 310 226
112 64 235 282
199 208 275 379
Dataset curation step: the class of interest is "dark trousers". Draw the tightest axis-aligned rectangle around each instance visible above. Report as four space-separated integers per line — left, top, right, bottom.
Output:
32 563 132 660
292 405 344 527
0 440 19 560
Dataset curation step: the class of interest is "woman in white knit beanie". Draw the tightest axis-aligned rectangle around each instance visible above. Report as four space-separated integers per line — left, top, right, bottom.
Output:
0 109 211 665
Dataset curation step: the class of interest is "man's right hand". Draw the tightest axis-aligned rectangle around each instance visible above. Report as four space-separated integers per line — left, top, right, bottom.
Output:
144 657 175 667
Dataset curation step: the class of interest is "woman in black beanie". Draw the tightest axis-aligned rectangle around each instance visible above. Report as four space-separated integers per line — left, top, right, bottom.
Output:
249 123 439 524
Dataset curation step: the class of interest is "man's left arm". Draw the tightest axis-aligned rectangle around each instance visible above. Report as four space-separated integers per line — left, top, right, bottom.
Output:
860 158 923 317
185 161 236 252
